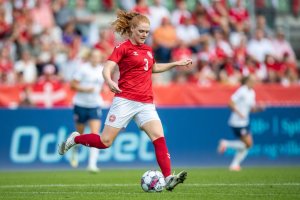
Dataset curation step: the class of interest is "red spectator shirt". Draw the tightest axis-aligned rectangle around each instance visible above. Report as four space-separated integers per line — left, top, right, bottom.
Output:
108 40 155 103
229 7 249 24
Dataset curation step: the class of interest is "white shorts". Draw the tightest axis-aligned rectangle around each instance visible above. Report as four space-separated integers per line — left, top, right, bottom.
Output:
105 97 161 129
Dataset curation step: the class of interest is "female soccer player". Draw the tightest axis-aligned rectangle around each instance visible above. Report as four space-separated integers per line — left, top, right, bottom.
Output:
70 49 105 172
218 75 264 171
59 10 191 191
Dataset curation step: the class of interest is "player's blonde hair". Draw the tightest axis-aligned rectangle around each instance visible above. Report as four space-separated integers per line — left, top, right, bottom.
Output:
111 10 150 37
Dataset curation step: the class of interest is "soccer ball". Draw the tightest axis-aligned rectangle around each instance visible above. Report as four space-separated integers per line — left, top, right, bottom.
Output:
141 170 166 192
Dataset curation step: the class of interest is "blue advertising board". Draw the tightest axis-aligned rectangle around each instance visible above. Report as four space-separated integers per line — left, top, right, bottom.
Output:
0 107 299 170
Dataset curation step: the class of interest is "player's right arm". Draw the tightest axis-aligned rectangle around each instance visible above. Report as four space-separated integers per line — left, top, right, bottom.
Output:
70 79 94 93
102 60 122 93
228 100 245 118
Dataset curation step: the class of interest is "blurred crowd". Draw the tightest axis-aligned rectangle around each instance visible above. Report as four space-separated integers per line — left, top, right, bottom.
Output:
0 0 299 90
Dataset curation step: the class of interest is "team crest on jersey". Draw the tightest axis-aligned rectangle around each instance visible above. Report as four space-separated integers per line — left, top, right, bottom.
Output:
109 114 116 122
147 51 153 59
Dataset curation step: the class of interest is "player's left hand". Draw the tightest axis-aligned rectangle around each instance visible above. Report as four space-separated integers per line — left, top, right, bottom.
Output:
177 59 193 67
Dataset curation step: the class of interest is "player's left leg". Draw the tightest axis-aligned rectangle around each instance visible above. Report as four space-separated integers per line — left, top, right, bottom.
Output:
141 120 187 191
230 134 253 171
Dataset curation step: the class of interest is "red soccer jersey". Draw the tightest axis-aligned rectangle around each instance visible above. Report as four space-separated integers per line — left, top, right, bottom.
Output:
108 40 155 103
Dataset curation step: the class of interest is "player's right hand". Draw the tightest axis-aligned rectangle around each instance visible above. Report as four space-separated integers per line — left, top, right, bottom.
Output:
108 81 122 93
84 87 94 93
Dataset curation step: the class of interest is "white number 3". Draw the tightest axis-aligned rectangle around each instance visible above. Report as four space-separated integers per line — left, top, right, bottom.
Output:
144 58 149 71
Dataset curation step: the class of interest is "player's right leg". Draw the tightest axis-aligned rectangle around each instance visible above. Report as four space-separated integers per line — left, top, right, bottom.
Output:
58 125 121 156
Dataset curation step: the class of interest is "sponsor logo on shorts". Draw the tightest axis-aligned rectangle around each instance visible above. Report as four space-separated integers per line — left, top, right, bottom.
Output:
109 114 116 122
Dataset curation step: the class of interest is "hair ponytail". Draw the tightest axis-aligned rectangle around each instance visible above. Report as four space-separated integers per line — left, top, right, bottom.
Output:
111 10 150 37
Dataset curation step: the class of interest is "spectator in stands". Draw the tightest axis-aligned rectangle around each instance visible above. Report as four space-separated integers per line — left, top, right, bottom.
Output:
264 54 283 83
0 0 13 26
218 75 264 171
196 51 217 86
247 28 274 63
232 34 247 69
74 0 95 43
152 17 178 63
30 0 55 34
149 0 171 32
52 0 75 28
171 0 191 26
93 28 115 60
192 1 206 18
228 0 250 32
0 8 11 42
272 28 297 64
206 0 230 34
213 28 234 65
0 48 14 84
119 0 136 11
171 40 195 84
132 0 150 15
194 13 211 37
291 0 300 18
176 15 201 52
229 22 246 49
36 41 58 77
10 8 33 57
255 0 277 29
14 50 37 84
102 0 115 12
255 14 273 38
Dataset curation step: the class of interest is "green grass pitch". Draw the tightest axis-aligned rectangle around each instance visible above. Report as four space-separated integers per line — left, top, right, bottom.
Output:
0 167 299 200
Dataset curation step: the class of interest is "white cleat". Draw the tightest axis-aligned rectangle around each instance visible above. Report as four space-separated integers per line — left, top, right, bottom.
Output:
229 165 241 171
165 171 187 191
58 132 80 155
87 166 100 173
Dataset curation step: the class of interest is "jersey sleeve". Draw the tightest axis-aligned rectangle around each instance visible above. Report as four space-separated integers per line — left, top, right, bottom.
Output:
231 87 244 103
108 45 126 64
72 67 84 81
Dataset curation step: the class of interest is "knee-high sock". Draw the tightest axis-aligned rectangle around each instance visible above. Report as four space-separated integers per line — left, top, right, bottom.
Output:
74 133 108 149
230 149 249 167
153 137 171 177
88 147 99 168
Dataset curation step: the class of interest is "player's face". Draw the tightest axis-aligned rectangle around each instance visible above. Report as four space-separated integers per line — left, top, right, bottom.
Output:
131 22 150 45
247 75 256 88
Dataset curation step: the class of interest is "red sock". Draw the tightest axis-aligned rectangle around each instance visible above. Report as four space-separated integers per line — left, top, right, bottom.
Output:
153 137 171 177
74 134 108 149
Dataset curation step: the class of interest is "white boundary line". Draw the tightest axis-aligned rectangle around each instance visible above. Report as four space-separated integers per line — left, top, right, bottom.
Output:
0 183 300 188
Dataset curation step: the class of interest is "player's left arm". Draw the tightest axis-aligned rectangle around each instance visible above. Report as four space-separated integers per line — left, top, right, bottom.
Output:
152 59 192 73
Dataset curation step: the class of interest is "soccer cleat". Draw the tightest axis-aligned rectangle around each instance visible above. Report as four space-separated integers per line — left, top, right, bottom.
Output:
165 171 187 191
229 165 241 171
58 132 80 155
217 139 227 154
87 166 100 173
